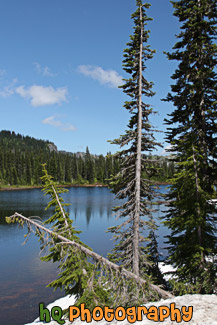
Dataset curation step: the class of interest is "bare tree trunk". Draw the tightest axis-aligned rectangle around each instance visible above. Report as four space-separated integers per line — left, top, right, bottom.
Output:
192 0 205 266
10 212 173 299
51 185 71 233
133 3 143 277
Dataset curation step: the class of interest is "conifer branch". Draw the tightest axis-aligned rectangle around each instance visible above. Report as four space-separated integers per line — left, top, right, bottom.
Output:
7 211 173 300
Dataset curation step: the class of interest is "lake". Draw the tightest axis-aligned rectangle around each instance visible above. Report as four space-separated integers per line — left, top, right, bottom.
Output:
0 186 170 325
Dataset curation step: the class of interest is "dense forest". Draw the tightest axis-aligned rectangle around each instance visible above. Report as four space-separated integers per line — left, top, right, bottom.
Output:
0 130 174 186
4 0 217 315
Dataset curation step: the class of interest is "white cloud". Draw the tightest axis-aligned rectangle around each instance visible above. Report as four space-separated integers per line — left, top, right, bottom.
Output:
0 78 17 97
34 62 56 77
16 85 68 107
42 115 76 131
78 65 122 88
43 66 55 77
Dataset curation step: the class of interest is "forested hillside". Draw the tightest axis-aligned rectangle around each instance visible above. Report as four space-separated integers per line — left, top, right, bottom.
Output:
0 130 174 186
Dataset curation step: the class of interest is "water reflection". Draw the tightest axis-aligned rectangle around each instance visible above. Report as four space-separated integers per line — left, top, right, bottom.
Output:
0 189 50 225
0 186 170 325
63 187 116 226
0 187 170 257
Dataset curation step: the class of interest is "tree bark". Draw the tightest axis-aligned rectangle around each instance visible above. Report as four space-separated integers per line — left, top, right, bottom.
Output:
133 2 143 277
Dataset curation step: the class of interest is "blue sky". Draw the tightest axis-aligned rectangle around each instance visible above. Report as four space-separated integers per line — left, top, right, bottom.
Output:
0 0 180 155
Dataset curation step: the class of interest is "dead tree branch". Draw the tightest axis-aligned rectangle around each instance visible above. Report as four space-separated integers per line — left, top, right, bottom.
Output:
8 212 173 300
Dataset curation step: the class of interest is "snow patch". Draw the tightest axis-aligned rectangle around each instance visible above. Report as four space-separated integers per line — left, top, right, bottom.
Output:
25 294 217 325
25 265 217 325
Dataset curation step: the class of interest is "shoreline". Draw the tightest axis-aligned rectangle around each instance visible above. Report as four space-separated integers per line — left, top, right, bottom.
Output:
0 181 170 192
0 184 108 191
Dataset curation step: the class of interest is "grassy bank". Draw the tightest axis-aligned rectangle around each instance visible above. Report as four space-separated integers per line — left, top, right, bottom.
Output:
0 181 170 191
0 183 108 191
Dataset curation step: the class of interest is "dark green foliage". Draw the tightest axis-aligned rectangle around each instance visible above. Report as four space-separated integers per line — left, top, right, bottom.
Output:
0 130 173 187
6 165 167 309
40 165 92 298
85 147 95 184
163 0 217 293
0 130 120 186
39 165 114 309
145 221 167 288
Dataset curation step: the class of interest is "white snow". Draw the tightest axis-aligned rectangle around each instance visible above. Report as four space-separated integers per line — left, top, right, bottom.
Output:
25 295 76 325
207 199 217 205
25 264 217 325
25 294 217 325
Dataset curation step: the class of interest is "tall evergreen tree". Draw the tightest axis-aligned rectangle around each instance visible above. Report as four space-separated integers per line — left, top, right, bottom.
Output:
85 146 95 183
163 0 217 293
108 0 160 277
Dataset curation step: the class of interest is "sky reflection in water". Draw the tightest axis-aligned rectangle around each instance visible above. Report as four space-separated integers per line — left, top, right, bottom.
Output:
0 186 170 325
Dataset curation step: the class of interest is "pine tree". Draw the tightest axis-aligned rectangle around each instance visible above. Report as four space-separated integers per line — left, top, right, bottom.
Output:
108 0 160 277
6 165 172 309
85 147 95 184
39 165 95 302
163 0 217 293
95 155 105 183
145 220 166 287
26 156 32 184
64 155 72 183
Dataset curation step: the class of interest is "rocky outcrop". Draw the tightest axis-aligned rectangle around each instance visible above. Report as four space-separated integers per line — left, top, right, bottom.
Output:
48 143 58 153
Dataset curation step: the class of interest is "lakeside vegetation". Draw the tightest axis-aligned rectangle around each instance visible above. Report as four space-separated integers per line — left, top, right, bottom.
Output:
3 0 217 311
0 130 175 188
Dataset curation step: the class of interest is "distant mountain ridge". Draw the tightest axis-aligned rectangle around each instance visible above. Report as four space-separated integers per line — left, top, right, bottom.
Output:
0 130 85 157
0 130 55 152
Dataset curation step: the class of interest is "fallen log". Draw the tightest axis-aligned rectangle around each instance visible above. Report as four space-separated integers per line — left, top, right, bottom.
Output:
8 212 173 301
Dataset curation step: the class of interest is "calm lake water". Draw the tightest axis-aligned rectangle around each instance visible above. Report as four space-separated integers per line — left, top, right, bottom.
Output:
0 186 169 325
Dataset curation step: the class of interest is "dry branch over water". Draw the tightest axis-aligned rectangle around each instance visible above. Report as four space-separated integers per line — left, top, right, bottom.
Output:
7 212 173 303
